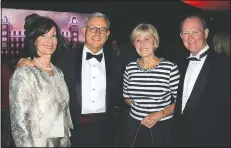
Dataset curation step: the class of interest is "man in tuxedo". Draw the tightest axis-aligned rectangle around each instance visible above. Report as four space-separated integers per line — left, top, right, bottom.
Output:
54 12 123 147
172 15 230 147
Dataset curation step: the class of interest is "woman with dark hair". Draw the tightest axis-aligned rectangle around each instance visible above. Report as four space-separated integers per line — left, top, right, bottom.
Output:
9 14 73 147
212 31 230 58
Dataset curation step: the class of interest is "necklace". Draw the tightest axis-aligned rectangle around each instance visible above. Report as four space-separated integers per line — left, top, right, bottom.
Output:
34 57 53 71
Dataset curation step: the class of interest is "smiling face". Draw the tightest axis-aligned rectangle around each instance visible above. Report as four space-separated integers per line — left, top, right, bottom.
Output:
82 17 110 53
35 26 57 57
180 17 209 55
134 33 155 58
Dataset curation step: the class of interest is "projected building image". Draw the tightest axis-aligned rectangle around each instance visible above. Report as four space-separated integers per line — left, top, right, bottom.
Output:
1 8 89 59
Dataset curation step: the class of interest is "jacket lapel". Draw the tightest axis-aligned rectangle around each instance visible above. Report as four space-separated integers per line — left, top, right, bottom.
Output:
74 47 83 108
174 59 190 117
103 48 112 111
183 50 211 113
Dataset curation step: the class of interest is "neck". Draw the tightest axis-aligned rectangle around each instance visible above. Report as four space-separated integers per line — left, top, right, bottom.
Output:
38 57 51 67
34 57 52 71
85 44 102 54
140 55 158 69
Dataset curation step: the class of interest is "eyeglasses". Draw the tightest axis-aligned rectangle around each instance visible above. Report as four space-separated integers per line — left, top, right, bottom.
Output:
86 26 108 34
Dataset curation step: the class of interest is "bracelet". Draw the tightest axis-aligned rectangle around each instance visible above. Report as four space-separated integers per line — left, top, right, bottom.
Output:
161 110 166 118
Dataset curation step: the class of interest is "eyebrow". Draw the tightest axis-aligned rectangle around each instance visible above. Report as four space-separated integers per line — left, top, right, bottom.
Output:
89 25 107 28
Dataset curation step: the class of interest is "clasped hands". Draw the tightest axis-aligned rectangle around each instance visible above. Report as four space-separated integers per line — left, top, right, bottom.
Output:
141 111 164 128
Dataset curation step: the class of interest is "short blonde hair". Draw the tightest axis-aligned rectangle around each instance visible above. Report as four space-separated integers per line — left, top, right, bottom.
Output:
130 23 160 50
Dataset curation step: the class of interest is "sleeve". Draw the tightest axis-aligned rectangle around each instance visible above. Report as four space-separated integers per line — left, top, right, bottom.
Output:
123 66 130 98
9 68 35 147
169 64 180 101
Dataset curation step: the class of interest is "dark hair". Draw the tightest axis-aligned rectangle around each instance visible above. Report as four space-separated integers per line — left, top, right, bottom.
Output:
23 14 64 58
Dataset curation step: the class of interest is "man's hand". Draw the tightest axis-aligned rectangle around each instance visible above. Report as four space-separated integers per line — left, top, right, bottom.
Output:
17 57 34 67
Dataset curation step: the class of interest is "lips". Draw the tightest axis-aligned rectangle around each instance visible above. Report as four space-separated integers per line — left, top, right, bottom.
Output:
140 48 149 51
92 38 101 41
43 45 54 49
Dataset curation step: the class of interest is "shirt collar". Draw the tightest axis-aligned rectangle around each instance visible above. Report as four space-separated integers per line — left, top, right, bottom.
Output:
83 45 103 55
187 45 209 60
83 45 104 61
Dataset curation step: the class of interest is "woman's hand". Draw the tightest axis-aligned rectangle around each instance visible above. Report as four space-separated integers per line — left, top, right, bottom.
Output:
17 57 34 67
141 111 164 128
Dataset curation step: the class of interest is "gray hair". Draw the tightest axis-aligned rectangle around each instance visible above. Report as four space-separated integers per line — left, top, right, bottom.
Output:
85 12 110 29
180 15 207 33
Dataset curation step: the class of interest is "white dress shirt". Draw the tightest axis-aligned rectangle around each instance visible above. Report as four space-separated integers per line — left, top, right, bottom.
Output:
81 45 106 114
181 45 209 113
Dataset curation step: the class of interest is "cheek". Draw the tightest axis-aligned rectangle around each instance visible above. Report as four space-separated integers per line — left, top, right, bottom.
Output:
100 36 107 43
35 41 41 48
134 44 139 49
135 48 142 55
86 35 92 42
53 40 58 46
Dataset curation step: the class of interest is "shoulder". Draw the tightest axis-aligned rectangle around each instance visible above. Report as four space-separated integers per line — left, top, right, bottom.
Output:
124 60 138 73
209 49 229 66
160 58 178 68
52 65 64 76
126 59 138 67
54 46 83 60
53 47 82 67
10 66 36 81
58 48 79 58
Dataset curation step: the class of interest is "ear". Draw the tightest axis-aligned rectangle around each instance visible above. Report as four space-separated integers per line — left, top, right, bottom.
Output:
180 33 183 39
205 28 209 39
106 30 110 39
82 27 86 34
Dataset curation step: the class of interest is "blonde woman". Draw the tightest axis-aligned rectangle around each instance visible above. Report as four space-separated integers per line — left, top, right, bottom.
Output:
122 23 180 147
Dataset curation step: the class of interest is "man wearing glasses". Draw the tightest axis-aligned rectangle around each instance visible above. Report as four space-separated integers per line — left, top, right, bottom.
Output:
17 12 123 147
55 12 123 147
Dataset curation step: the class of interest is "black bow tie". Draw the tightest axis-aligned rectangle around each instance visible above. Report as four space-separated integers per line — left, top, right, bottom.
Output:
188 49 209 61
86 52 103 62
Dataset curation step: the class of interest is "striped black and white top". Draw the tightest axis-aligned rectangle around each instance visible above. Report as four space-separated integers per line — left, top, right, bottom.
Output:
123 58 180 121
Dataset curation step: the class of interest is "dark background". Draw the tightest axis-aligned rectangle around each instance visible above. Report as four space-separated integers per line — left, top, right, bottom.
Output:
1 1 230 147
2 0 230 47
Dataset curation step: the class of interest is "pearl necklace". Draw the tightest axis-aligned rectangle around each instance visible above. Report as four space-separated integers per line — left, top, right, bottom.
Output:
34 57 53 71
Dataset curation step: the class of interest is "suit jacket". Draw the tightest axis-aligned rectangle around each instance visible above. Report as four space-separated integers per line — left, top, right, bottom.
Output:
54 44 123 132
172 48 230 147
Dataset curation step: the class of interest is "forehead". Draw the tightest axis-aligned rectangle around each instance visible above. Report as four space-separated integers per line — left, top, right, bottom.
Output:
182 18 203 31
135 31 152 39
87 17 108 28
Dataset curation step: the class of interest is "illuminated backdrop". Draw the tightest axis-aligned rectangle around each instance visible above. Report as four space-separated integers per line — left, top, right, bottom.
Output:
1 8 90 58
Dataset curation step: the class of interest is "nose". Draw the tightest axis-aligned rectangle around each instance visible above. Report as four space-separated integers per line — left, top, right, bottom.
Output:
95 28 101 35
140 40 145 47
45 36 52 43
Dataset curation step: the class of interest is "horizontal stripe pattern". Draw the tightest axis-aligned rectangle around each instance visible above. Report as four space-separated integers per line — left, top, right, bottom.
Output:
123 58 180 121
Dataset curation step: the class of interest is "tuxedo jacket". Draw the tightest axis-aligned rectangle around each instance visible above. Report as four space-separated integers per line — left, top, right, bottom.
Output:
54 45 123 130
172 48 230 146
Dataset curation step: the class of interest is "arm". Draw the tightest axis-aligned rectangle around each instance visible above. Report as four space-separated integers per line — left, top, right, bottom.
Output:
159 64 180 118
142 64 180 128
9 68 35 147
123 66 132 106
